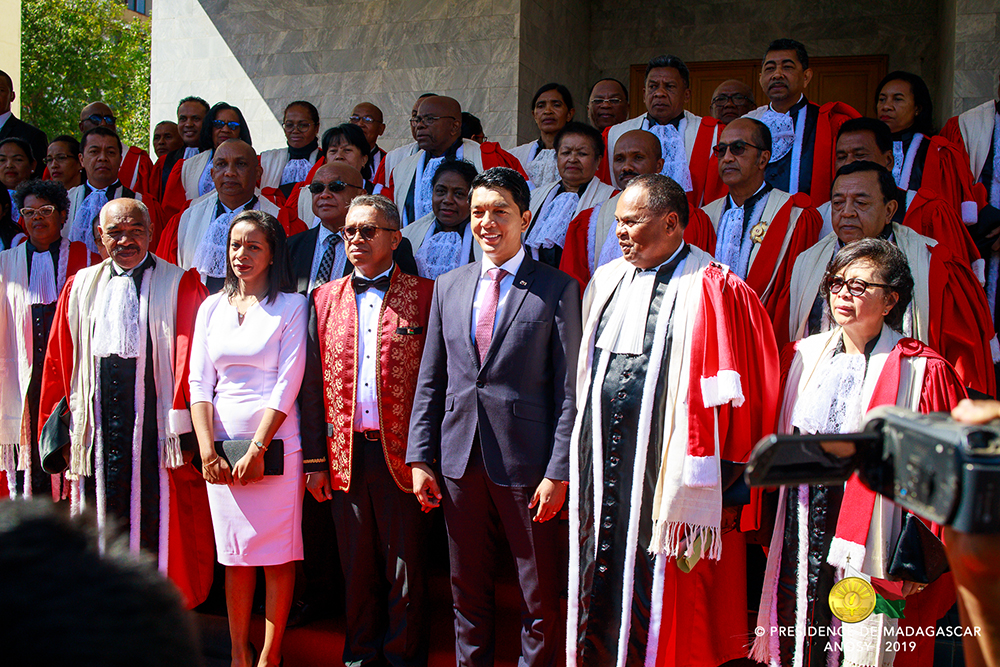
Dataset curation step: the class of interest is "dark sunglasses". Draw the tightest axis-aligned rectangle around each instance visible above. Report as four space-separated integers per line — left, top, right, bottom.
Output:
308 180 361 195
341 225 395 241
212 120 241 131
825 275 894 297
712 140 768 158
85 114 116 126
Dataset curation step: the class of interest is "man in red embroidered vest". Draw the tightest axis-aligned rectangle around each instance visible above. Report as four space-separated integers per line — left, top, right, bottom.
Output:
599 54 726 207
745 38 859 205
701 117 822 344
300 194 434 667
79 102 154 198
568 173 779 666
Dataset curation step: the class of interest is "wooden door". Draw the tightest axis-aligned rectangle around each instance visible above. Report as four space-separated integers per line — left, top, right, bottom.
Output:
630 55 888 119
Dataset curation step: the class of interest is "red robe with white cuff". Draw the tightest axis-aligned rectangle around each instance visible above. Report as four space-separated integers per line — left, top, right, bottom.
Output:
782 223 996 397
597 112 726 208
569 247 779 667
37 259 213 609
703 189 822 344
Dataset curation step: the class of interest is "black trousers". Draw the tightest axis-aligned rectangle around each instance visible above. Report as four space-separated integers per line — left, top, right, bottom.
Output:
441 444 561 667
331 434 430 667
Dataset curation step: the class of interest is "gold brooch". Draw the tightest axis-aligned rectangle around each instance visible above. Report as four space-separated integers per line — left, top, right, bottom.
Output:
749 220 769 244
828 576 877 623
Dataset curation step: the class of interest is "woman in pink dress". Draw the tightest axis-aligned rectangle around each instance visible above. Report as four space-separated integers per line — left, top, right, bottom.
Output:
189 209 307 667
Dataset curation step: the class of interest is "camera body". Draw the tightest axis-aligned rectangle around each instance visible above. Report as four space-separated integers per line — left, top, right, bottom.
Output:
745 406 1000 533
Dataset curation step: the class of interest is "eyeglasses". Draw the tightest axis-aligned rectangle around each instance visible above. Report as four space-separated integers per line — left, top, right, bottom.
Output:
84 114 116 126
589 96 624 106
43 154 75 165
712 140 768 158
710 93 753 107
825 275 894 297
341 225 395 241
212 120 241 131
410 114 456 127
282 121 315 132
349 115 378 124
20 205 56 219
309 180 362 195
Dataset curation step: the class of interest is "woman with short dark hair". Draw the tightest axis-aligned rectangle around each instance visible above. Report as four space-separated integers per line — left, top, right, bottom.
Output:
44 135 83 191
1 138 36 226
0 178 95 498
259 101 322 206
753 238 967 667
189 209 305 667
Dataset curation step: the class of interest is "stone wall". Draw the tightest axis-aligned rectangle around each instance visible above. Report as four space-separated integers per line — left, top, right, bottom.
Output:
947 0 1000 115
153 0 523 152
517 0 593 145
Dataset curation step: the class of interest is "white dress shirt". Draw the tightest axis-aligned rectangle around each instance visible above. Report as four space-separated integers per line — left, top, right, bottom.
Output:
470 246 525 343
353 263 393 432
0 111 11 132
309 224 345 291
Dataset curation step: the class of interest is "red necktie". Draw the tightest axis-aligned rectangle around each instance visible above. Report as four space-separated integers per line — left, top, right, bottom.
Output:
475 268 507 364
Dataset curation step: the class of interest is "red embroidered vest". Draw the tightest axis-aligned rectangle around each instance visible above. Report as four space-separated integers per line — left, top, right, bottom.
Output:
313 268 434 492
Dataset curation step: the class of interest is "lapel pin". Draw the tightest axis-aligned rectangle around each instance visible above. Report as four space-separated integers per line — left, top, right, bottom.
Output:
518 280 527 286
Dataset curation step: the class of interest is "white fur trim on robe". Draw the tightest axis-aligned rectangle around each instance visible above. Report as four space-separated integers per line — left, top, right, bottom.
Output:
604 111 703 189
259 147 319 190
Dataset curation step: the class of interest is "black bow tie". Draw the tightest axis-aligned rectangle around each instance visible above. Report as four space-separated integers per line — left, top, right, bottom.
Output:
352 274 391 294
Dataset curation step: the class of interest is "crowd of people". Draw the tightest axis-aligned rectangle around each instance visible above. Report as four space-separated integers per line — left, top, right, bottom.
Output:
1 34 999 667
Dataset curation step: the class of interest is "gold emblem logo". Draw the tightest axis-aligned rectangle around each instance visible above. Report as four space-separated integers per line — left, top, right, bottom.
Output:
828 576 877 623
749 221 769 244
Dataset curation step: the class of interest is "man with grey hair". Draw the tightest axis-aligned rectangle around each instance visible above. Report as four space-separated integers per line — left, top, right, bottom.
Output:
567 173 780 666
38 197 214 610
300 194 435 667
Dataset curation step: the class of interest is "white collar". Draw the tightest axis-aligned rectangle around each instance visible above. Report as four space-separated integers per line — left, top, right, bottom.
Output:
482 245 525 277
726 181 767 210
769 94 805 114
0 111 11 128
111 254 149 276
221 196 254 215
643 241 686 273
317 222 342 243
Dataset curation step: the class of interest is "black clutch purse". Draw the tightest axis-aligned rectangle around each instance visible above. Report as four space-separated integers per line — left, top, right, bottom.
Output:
214 439 284 476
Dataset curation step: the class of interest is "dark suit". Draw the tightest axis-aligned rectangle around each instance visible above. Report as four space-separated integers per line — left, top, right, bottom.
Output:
407 250 581 666
0 114 48 178
287 224 418 295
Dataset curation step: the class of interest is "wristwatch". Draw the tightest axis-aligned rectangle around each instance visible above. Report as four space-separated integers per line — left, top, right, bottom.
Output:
252 439 268 453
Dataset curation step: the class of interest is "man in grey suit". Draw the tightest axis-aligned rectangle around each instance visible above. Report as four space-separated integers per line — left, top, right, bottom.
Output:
407 167 581 666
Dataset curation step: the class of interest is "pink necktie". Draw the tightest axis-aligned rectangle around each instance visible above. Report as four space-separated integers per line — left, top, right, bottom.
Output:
475 268 507 364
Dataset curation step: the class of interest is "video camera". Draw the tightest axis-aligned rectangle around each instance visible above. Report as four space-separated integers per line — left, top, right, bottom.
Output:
745 405 1000 533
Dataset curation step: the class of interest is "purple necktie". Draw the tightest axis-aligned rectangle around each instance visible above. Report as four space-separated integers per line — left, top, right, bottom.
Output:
475 268 507 364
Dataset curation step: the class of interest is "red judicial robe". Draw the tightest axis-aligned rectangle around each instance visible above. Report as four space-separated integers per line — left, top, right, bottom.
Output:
37 262 213 608
306 267 434 490
753 330 965 667
902 187 982 278
382 140 526 203
120 145 155 198
569 249 780 667
703 190 822 350
808 102 861 206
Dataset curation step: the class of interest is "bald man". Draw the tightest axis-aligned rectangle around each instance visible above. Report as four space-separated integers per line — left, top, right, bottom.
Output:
350 102 387 181
561 129 717 288
287 162 417 294
709 80 755 124
39 197 213 609
385 96 525 226
78 101 154 197
156 139 280 291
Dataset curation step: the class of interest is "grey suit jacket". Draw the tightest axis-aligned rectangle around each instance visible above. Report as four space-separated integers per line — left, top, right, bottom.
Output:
406 251 581 487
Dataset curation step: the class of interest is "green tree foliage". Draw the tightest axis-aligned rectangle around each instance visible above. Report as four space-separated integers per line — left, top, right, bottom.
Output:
20 0 151 149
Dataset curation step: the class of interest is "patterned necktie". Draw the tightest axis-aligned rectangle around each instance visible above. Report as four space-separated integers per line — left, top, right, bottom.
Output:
314 234 338 289
475 268 507 364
